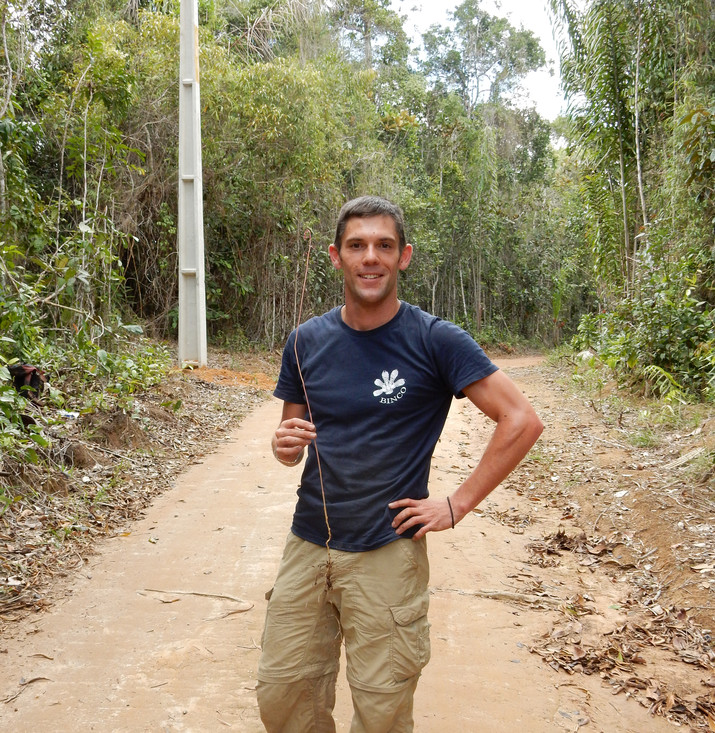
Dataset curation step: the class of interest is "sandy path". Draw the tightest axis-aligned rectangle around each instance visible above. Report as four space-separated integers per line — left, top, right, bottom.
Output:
0 359 677 732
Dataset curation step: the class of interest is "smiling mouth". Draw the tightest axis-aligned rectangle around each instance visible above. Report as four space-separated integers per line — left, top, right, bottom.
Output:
360 274 382 279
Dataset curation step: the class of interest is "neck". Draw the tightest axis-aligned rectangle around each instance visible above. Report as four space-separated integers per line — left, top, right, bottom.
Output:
341 298 401 331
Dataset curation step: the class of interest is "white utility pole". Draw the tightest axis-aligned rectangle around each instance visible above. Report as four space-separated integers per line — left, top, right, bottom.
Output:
177 0 207 366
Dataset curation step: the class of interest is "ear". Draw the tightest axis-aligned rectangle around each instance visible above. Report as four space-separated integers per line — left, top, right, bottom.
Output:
328 243 343 270
398 243 413 271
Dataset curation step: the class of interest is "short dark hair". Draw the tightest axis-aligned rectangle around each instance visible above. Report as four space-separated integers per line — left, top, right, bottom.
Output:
334 196 407 252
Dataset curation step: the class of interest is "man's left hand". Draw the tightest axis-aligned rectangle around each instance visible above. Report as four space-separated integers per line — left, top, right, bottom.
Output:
388 497 456 540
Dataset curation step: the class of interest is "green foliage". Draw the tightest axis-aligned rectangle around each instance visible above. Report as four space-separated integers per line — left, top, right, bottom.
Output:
0 366 50 465
572 268 714 400
0 5 175 465
552 0 714 402
76 334 172 412
641 365 687 404
679 105 715 211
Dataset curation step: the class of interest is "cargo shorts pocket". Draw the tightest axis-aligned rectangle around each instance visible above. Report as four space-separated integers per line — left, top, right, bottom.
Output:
389 596 431 683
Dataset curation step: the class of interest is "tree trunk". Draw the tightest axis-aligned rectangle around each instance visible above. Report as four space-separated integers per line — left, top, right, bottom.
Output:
459 264 468 325
431 272 439 315
0 149 6 219
634 3 649 261
475 250 482 330
362 15 372 67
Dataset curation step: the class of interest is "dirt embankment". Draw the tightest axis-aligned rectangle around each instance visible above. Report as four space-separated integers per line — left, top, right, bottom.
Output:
0 353 713 732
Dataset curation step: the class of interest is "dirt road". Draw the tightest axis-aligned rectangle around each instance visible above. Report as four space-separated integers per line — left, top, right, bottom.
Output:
0 357 712 731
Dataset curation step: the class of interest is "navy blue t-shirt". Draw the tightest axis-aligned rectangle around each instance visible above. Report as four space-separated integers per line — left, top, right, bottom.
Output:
274 302 498 552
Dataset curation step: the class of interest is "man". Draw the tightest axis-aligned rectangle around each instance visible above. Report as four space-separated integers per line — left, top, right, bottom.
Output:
257 196 543 733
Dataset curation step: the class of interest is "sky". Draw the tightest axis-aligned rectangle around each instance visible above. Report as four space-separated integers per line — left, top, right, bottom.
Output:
394 0 567 120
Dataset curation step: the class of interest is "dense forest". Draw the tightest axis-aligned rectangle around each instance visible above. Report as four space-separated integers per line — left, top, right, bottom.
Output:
0 0 713 462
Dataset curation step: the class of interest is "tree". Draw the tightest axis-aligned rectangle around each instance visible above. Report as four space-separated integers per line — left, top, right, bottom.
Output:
330 0 408 68
551 0 636 293
421 0 545 112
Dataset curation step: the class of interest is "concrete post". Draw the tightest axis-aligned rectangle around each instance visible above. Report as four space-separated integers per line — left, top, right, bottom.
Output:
177 0 207 366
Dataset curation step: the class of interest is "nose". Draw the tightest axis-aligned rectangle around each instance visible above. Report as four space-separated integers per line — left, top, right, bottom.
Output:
362 244 380 264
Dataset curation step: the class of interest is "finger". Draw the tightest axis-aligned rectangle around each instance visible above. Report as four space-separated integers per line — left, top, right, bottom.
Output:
283 418 315 431
388 498 417 510
276 428 316 445
393 510 423 533
390 507 410 528
283 431 312 443
278 440 310 456
277 422 315 435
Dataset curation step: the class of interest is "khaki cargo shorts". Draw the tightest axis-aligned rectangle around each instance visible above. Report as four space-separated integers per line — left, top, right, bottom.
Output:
258 532 431 693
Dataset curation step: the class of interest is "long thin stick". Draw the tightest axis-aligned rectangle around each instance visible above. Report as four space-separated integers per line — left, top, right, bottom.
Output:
142 588 253 608
294 229 331 551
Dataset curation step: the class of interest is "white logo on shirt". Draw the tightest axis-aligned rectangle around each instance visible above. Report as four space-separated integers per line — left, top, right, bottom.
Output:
373 370 407 403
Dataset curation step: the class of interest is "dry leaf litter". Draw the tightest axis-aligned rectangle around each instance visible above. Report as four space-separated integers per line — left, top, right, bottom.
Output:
477 360 714 732
0 350 277 627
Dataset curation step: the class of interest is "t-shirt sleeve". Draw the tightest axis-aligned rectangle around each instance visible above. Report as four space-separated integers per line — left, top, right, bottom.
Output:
429 319 499 398
273 330 307 404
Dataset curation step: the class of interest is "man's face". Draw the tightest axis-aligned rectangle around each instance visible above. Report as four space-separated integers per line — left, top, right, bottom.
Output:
329 215 412 308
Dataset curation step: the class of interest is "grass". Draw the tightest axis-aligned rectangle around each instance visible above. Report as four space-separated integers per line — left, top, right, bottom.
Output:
628 427 659 448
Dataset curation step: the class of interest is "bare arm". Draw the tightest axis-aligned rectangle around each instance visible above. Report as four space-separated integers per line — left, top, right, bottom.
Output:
272 401 316 466
389 369 544 539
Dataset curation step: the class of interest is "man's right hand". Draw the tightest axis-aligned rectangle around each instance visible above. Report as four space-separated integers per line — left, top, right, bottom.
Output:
272 415 316 466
